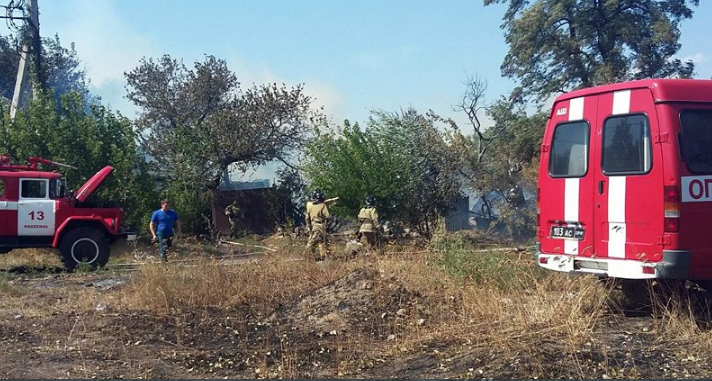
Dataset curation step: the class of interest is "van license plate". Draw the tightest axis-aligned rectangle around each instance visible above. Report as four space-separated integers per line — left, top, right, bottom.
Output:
550 226 584 240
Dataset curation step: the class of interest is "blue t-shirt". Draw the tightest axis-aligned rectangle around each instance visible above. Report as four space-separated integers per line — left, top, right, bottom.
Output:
151 209 180 236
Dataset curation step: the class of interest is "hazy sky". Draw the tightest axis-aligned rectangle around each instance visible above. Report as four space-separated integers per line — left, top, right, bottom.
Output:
4 1 712 183
25 0 711 127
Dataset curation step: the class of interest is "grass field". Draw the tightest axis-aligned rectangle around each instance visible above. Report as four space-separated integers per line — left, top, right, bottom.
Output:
0 231 711 378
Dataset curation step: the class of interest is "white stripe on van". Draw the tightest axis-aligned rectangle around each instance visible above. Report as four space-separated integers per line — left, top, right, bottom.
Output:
569 97 584 120
608 90 631 259
564 178 580 255
612 90 631 114
608 177 626 258
564 97 585 255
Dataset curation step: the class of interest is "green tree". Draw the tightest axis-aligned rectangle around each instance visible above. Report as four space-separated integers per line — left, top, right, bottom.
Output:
440 74 546 240
484 0 698 101
0 91 157 230
125 54 324 192
304 109 463 238
479 99 546 239
1 34 91 106
274 166 310 227
0 35 16 101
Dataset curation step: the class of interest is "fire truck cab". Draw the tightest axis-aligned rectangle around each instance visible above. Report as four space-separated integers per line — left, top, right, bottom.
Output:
0 154 133 270
536 79 712 281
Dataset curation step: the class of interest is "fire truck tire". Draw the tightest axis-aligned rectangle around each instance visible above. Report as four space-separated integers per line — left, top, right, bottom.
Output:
59 227 110 271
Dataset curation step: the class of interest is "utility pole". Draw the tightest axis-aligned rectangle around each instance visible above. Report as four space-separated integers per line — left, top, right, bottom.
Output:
9 0 40 120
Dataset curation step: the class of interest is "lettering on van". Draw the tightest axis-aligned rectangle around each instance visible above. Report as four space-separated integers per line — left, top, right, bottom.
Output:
682 176 712 202
556 107 567 116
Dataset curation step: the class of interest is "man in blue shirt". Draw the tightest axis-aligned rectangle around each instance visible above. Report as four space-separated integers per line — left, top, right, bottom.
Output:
150 199 182 262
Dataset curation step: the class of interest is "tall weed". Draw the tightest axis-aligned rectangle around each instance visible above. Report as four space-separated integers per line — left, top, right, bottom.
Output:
431 233 545 290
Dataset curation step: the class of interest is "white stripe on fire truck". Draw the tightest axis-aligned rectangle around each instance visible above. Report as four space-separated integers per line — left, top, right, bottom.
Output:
569 97 584 120
612 89 631 114
564 178 580 254
564 96 585 255
608 89 631 258
608 177 626 258
0 201 19 210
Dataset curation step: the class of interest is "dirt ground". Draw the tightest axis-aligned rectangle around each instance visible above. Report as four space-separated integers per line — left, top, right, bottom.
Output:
2 234 712 379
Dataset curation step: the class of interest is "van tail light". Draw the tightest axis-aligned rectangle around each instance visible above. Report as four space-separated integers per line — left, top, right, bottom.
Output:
664 185 680 232
536 187 541 227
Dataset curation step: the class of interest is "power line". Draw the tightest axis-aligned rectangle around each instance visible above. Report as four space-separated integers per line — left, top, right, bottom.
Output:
1 0 27 30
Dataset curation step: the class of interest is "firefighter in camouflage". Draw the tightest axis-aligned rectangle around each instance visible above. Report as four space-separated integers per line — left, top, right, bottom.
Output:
305 189 331 261
358 195 380 251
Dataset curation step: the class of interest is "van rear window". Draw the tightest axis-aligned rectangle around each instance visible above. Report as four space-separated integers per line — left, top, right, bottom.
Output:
602 114 651 175
680 110 712 174
549 121 589 177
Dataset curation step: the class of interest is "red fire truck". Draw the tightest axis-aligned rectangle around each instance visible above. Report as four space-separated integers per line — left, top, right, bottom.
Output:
0 154 134 270
536 79 712 281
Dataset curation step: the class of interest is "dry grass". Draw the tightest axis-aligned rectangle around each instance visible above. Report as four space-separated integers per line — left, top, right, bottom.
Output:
119 255 360 314
112 233 618 378
4 232 712 378
0 248 63 269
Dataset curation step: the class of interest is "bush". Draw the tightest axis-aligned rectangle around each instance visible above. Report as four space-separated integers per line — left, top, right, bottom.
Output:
431 233 545 290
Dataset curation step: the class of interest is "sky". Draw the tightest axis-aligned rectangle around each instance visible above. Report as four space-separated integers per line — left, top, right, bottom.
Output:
33 0 513 126
4 0 712 181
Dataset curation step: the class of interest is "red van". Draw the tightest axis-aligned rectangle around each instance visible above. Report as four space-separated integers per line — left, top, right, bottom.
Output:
536 79 712 280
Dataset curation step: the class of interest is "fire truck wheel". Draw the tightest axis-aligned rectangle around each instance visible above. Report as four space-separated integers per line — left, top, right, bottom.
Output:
59 227 110 271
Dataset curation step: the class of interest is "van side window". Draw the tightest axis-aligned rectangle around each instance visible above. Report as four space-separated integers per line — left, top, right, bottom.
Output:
20 179 47 199
602 114 651 175
680 110 712 174
549 121 589 177
0 179 4 198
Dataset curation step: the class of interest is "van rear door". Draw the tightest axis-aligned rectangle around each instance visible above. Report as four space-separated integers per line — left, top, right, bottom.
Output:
592 89 664 264
539 96 599 258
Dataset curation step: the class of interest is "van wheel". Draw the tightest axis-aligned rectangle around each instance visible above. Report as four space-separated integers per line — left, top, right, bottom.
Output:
59 227 110 271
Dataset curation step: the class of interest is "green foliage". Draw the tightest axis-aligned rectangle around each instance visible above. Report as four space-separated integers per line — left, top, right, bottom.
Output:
161 178 210 235
0 35 16 101
0 91 158 230
489 201 537 242
485 0 699 102
305 120 398 218
1 33 91 107
274 166 309 226
432 233 544 290
481 98 546 192
125 55 325 234
445 76 546 240
304 109 463 238
126 55 325 192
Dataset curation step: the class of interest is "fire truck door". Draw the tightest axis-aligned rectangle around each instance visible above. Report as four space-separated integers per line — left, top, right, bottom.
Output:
0 177 13 236
593 89 664 261
17 178 55 236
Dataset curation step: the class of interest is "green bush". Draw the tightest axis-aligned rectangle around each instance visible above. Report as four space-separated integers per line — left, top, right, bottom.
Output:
432 234 545 290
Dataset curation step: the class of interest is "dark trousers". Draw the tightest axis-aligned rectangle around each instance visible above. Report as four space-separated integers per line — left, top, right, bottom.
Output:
157 233 173 259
